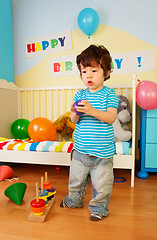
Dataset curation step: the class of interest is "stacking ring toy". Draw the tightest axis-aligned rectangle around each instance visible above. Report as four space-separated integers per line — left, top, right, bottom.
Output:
114 177 126 183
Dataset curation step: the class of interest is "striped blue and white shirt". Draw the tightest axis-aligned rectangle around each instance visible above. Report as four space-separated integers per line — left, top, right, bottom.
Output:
73 86 119 158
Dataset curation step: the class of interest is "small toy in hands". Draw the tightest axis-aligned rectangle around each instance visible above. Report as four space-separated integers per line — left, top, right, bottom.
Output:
74 99 85 116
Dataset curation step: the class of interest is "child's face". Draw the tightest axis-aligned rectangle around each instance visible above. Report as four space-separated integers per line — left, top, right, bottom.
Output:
80 64 106 93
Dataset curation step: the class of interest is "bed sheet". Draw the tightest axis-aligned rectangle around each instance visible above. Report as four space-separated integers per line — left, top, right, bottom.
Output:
0 138 131 155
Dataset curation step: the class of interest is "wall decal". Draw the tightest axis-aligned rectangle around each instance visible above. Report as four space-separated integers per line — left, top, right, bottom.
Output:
49 49 156 78
25 30 72 58
111 49 156 74
50 55 79 77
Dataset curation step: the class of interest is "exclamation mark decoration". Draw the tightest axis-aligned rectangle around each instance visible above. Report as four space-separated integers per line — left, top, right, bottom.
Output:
137 57 142 67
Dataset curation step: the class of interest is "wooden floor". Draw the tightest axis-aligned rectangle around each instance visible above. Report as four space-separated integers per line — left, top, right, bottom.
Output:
0 163 157 240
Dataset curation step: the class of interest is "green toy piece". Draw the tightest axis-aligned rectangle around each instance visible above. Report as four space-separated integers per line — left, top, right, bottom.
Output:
4 182 27 206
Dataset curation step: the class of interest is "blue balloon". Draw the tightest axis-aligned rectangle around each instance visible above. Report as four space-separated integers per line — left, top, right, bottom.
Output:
78 8 99 37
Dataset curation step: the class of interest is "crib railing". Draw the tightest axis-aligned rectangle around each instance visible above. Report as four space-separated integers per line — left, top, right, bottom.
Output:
17 84 133 123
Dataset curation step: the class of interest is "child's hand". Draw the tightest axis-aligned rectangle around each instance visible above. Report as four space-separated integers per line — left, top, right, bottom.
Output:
70 103 80 123
75 100 94 115
71 102 76 113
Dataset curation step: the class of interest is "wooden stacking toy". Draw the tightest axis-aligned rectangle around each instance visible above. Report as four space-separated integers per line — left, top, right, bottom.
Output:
47 186 56 201
28 173 56 222
39 177 49 206
43 172 56 200
43 172 52 190
30 182 45 216
4 182 27 206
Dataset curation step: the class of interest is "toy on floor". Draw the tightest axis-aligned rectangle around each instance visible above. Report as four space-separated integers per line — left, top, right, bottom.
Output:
39 177 49 206
4 182 27 206
113 95 132 142
44 172 52 189
43 172 56 200
0 165 14 182
114 177 126 183
56 166 61 171
28 172 56 222
30 182 46 216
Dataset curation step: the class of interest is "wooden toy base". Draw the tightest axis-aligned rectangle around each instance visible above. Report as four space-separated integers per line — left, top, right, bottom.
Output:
28 197 55 222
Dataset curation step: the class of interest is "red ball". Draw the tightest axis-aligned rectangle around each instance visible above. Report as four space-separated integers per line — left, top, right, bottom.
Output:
28 117 56 142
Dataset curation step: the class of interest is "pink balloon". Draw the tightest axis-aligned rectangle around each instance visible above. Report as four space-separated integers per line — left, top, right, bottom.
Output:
136 80 157 110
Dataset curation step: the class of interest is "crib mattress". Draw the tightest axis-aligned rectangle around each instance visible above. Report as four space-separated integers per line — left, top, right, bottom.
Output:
0 138 131 155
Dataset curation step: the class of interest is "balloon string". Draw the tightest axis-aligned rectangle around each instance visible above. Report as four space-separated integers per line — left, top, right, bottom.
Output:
88 36 90 39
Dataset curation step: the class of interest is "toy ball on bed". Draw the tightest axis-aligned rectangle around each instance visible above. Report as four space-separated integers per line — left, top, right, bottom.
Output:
28 117 56 142
11 118 30 140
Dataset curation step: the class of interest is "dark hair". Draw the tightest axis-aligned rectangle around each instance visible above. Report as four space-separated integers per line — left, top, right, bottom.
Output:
76 45 112 81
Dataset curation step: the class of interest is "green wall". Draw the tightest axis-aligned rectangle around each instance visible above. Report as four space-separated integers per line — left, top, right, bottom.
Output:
0 0 14 83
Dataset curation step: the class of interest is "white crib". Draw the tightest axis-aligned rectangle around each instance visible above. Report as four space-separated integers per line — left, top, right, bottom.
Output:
0 74 136 186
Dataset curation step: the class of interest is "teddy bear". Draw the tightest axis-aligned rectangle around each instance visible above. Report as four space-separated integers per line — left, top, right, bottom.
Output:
113 95 132 142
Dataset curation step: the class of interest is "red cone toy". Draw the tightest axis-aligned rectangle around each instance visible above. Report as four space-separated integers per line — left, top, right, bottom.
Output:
0 165 14 182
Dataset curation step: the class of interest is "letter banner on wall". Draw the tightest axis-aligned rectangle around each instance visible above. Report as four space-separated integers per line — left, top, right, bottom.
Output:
25 30 72 58
49 49 156 77
50 55 79 77
111 49 156 74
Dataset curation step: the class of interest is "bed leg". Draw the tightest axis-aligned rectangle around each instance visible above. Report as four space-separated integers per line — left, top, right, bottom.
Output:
131 169 134 187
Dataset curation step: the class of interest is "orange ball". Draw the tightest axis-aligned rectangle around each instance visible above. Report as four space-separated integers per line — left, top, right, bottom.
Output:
28 117 56 142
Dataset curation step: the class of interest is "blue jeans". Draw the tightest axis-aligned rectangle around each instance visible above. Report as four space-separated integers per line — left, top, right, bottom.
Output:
64 150 114 216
